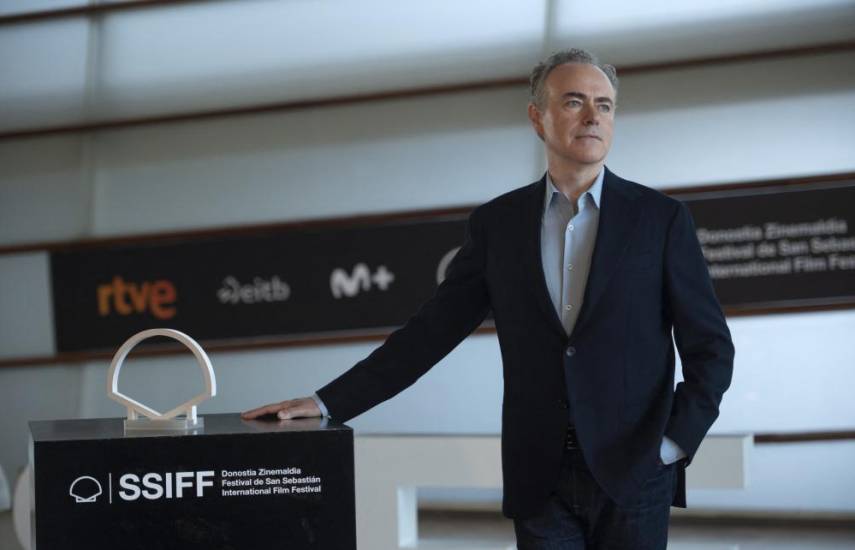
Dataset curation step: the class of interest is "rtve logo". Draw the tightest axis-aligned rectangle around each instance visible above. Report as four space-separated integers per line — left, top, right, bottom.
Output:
97 276 177 320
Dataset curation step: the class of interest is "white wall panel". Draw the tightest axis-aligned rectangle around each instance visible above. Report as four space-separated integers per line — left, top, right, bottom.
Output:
608 51 855 186
0 19 91 131
692 311 855 433
612 91 855 186
91 87 540 235
0 135 92 245
553 0 855 65
556 0 854 33
0 363 83 486
0 252 54 359
97 0 545 119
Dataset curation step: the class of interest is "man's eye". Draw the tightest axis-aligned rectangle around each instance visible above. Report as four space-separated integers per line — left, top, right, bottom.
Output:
597 104 611 113
566 100 581 107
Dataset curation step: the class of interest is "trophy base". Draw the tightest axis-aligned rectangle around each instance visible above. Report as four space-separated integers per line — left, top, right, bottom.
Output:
124 416 204 432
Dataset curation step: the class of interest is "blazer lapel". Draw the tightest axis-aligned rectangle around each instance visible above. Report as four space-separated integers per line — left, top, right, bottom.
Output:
524 175 568 340
572 167 642 334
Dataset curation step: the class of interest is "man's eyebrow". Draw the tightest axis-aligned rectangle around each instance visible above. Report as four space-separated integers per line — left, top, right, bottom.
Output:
561 91 615 105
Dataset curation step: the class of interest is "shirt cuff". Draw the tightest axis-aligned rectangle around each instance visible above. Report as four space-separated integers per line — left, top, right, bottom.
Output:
311 393 330 418
659 435 687 465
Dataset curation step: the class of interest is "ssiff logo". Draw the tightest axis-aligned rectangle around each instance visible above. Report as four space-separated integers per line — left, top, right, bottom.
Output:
70 471 215 504
97 276 177 320
69 476 102 503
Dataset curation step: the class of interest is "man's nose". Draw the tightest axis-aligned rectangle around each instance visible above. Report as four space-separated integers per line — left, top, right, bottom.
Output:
583 104 600 125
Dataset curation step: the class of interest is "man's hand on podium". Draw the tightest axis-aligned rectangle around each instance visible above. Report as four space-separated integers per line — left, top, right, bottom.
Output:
241 397 322 420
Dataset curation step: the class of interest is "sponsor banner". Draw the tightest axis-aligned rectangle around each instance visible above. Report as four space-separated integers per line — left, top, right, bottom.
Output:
679 179 855 311
46 177 855 356
50 215 470 353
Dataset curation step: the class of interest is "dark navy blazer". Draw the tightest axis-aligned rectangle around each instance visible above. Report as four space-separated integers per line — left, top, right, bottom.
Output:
316 167 735 518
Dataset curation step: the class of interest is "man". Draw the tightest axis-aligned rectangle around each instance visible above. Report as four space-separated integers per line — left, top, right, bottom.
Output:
243 48 735 549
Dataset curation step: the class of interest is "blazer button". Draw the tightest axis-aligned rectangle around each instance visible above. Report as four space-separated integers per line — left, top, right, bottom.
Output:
565 346 576 357
557 399 569 409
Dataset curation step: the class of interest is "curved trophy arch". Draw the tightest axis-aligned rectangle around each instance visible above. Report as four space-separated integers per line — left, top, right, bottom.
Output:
107 328 216 431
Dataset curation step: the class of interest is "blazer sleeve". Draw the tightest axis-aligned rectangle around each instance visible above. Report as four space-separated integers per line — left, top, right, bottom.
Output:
315 207 492 423
662 201 735 466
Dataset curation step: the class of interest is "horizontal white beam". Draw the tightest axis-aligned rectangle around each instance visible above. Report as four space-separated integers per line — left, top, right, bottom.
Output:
354 433 750 550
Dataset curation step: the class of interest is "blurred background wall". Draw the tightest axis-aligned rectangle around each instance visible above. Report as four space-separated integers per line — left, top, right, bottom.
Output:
1 0 854 516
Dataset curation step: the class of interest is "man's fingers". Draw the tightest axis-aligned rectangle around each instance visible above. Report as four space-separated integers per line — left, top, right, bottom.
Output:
241 397 321 420
241 400 291 419
277 398 321 420
240 405 271 419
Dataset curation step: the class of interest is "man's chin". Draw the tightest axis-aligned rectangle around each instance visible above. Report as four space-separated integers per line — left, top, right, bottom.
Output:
565 152 608 166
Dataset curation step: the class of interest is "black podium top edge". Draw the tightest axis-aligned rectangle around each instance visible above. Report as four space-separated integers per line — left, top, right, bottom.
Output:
29 413 349 442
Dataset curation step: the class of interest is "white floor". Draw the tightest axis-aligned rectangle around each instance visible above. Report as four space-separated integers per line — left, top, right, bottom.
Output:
1 512 23 550
417 511 855 550
4 510 854 549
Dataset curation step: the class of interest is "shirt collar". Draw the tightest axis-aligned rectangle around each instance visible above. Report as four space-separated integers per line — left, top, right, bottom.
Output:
544 167 605 215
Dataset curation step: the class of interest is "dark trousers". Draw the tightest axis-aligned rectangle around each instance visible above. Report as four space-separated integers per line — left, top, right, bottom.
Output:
514 427 676 550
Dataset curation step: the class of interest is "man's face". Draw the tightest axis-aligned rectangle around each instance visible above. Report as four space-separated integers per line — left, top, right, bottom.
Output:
528 62 616 167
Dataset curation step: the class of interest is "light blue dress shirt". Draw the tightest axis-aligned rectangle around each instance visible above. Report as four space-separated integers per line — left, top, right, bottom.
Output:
541 169 685 465
314 169 685 465
541 171 602 336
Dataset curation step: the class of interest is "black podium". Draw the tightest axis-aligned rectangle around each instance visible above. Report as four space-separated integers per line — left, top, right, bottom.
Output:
29 413 355 549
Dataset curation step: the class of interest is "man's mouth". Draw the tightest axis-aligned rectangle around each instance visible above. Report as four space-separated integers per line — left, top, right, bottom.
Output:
577 135 602 141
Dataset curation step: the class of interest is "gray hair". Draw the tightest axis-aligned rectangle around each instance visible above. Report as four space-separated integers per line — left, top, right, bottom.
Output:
529 48 619 109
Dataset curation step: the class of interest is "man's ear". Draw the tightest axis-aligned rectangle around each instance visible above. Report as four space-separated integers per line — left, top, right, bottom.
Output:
527 103 545 142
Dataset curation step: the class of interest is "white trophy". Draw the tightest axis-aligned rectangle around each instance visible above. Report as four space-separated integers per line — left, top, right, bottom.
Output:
107 328 216 431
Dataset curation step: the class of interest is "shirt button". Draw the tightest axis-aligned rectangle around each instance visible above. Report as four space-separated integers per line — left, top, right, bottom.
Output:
568 224 575 231
564 304 573 311
566 346 576 357
567 264 573 270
